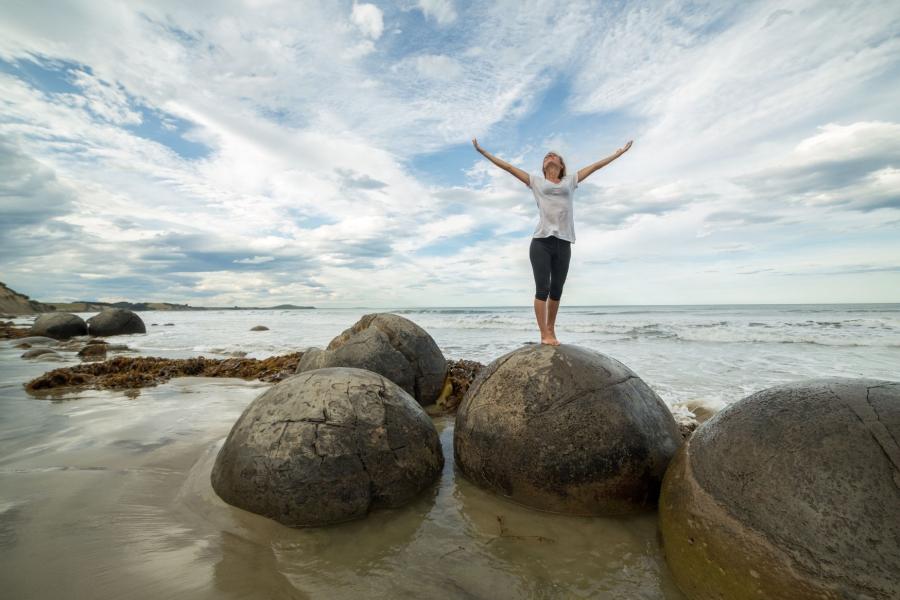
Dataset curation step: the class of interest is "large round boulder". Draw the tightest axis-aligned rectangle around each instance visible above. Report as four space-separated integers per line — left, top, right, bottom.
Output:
296 313 447 406
86 308 146 336
454 344 681 515
211 367 444 527
659 378 900 600
29 313 87 340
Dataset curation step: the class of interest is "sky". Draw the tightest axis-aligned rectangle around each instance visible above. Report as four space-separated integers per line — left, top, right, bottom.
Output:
1 0 899 307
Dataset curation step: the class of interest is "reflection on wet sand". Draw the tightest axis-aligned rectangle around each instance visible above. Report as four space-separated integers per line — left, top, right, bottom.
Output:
0 373 684 599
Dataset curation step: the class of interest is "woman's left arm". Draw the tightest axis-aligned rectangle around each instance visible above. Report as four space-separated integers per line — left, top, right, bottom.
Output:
576 140 633 183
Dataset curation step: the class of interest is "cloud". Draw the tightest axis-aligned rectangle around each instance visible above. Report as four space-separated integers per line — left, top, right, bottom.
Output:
67 68 142 125
0 1 897 306
416 0 457 25
351 2 385 40
411 54 463 80
0 135 76 229
566 1 900 181
733 121 900 211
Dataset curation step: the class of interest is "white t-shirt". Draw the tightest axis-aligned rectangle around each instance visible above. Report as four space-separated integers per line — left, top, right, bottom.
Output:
529 171 578 243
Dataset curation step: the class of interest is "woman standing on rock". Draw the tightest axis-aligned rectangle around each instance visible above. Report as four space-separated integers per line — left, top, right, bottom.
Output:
472 138 633 345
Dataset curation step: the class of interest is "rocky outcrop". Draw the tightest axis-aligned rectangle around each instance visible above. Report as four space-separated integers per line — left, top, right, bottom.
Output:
296 313 447 406
29 313 87 340
659 378 900 600
86 308 146 336
211 367 444 527
454 344 681 515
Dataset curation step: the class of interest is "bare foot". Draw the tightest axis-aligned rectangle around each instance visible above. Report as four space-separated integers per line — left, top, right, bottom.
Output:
547 328 561 346
540 335 556 345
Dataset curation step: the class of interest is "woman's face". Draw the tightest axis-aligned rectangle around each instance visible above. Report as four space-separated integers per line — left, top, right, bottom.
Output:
543 152 563 176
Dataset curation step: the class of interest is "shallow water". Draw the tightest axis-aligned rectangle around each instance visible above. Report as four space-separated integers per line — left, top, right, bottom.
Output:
2 304 899 598
0 375 682 599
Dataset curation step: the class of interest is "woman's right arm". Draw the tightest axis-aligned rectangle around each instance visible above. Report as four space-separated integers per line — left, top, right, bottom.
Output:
472 138 530 187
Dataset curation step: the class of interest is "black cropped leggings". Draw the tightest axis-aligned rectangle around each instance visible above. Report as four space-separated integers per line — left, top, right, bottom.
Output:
529 235 571 301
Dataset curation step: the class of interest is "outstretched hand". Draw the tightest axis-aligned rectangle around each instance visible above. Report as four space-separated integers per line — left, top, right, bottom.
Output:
472 137 483 153
617 140 633 155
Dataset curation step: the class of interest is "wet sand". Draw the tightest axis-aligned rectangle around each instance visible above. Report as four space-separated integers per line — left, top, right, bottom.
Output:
0 373 684 599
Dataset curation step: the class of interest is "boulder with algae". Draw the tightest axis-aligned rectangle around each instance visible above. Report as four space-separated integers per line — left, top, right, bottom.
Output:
660 378 900 600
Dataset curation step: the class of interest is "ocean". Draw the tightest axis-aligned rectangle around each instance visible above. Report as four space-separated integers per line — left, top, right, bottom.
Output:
1 304 898 598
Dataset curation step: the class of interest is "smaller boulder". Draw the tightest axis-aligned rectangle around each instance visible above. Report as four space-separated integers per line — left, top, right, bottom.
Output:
86 308 146 336
22 347 60 359
296 313 447 406
78 344 107 361
15 336 58 348
29 313 87 340
250 325 269 331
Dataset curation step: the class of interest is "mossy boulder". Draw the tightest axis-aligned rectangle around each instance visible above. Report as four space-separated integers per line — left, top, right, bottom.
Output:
659 378 900 600
454 344 680 515
211 367 444 527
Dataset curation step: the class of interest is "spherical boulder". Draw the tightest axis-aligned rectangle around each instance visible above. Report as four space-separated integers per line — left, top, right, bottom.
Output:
29 313 87 340
211 367 444 527
454 344 681 515
659 378 900 600
86 308 146 336
296 313 447 406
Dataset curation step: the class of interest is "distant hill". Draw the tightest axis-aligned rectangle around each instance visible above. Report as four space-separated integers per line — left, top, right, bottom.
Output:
48 301 316 311
0 282 54 314
48 301 199 312
0 282 314 313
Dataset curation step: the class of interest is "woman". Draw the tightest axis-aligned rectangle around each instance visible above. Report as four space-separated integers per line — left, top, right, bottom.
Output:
472 138 633 345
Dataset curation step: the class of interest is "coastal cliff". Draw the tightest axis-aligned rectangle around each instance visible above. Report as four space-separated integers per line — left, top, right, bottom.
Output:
0 282 53 314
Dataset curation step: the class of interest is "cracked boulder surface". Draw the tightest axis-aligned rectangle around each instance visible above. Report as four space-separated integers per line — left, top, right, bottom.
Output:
295 313 447 406
659 378 900 600
453 343 680 515
211 367 444 527
86 308 146 336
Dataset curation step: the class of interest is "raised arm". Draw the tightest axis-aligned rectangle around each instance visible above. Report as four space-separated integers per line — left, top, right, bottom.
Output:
472 138 530 187
577 140 633 184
